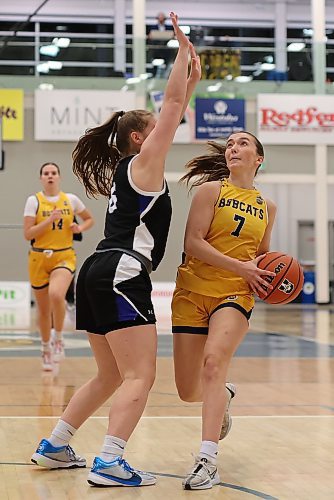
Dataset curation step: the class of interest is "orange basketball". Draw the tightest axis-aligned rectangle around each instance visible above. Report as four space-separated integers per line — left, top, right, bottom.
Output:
257 252 304 304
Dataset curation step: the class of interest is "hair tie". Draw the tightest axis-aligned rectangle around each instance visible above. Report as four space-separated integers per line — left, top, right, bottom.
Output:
118 111 125 117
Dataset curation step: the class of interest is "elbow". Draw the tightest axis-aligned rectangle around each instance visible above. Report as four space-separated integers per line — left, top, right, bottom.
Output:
184 238 197 257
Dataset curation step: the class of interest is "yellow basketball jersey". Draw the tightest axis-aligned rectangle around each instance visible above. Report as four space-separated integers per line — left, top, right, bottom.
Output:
33 191 74 250
176 179 268 297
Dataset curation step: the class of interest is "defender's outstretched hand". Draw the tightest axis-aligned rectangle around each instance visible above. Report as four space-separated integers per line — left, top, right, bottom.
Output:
170 12 190 49
188 43 201 82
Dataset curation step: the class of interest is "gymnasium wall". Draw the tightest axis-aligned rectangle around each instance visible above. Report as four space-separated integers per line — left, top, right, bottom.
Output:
1 94 334 282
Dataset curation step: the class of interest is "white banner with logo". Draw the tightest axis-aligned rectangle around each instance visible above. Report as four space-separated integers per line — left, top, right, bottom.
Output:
257 94 334 144
35 90 136 141
0 281 31 330
150 91 193 143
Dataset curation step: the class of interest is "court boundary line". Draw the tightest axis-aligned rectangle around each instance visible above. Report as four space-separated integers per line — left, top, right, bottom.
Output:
0 415 333 419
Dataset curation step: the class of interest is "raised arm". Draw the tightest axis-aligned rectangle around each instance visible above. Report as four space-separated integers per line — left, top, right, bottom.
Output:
132 13 199 191
180 43 201 122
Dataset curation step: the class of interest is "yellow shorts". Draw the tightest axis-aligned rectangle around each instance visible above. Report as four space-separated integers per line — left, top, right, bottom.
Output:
28 248 76 289
172 286 254 334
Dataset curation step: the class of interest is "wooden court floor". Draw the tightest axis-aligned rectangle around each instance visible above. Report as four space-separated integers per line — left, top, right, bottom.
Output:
0 304 333 499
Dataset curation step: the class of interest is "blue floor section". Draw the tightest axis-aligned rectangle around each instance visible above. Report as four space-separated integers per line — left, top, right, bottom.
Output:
0 331 333 357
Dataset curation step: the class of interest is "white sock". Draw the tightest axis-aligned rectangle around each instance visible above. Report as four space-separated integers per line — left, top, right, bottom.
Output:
41 341 51 352
100 435 127 462
55 330 62 341
48 419 77 447
199 440 218 464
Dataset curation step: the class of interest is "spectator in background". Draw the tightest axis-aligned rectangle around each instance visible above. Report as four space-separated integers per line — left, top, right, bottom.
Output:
147 12 174 77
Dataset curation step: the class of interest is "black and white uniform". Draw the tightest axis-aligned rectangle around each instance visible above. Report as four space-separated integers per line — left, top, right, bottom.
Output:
76 155 172 334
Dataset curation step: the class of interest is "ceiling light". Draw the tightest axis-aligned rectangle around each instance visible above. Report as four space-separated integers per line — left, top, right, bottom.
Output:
180 26 190 35
287 42 305 52
260 63 276 71
38 83 54 90
167 39 179 48
139 73 153 80
303 29 313 36
37 62 50 73
39 44 59 57
52 37 71 48
207 82 222 92
152 58 165 66
234 75 253 82
48 61 63 70
126 77 141 84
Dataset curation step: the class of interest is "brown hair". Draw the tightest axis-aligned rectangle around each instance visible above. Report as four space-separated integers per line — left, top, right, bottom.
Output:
180 141 228 188
40 162 60 176
181 131 264 188
72 109 153 198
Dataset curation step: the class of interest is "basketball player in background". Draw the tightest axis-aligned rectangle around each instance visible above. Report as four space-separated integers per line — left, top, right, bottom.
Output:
172 132 277 490
31 13 202 487
23 163 94 370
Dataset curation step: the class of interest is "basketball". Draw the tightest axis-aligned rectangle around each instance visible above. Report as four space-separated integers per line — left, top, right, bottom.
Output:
257 252 304 304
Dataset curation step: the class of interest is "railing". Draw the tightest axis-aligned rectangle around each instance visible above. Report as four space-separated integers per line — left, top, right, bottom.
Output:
0 27 333 82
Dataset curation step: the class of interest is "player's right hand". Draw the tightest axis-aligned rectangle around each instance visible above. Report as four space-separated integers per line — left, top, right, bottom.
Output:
238 255 276 296
170 12 190 49
49 209 63 222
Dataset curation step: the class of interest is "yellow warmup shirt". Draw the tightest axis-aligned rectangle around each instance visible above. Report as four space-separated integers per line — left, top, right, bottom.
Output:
33 191 74 250
176 179 269 297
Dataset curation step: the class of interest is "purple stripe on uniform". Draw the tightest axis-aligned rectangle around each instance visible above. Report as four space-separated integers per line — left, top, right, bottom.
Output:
116 294 138 321
138 194 153 214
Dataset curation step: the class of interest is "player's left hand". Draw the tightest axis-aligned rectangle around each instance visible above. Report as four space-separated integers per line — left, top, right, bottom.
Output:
188 43 201 82
70 222 82 234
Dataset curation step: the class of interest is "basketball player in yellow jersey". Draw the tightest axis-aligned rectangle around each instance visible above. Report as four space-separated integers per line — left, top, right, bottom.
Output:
172 132 277 490
24 163 94 370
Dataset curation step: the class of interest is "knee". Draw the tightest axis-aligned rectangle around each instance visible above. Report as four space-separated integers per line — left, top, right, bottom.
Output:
202 352 228 383
96 372 122 394
49 289 64 305
127 366 156 394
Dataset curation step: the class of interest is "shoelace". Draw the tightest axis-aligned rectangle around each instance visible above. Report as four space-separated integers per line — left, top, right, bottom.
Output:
117 457 148 475
65 445 77 460
117 457 135 472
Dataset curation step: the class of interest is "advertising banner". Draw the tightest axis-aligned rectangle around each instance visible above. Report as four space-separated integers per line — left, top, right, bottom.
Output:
150 91 194 143
0 89 24 141
151 282 174 334
0 281 31 331
35 90 136 141
258 94 334 144
195 98 245 140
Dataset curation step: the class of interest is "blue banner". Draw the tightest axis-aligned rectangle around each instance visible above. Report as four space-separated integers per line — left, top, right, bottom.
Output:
195 98 245 140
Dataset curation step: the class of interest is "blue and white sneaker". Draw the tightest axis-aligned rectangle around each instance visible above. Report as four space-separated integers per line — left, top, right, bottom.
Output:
219 382 237 440
87 456 156 487
31 439 86 469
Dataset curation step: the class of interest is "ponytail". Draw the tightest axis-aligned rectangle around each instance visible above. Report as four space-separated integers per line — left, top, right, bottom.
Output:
72 111 124 198
180 141 229 189
72 109 152 198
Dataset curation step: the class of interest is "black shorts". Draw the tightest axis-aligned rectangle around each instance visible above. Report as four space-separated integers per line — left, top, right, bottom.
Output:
76 250 156 334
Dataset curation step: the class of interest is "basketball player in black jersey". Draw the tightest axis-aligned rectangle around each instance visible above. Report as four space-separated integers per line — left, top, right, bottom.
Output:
31 12 202 487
